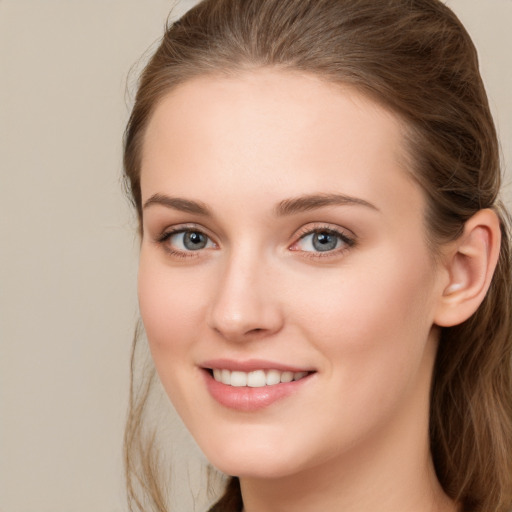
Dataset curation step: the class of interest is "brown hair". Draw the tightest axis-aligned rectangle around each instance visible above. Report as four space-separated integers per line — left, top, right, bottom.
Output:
123 1 512 511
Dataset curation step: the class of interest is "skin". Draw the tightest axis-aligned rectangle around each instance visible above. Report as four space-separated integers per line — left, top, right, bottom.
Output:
138 69 459 512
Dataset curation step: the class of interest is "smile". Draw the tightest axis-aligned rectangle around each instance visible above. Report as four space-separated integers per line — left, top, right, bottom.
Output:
211 369 309 388
202 362 316 411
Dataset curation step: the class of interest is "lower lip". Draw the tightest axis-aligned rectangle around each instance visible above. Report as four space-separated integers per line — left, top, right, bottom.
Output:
203 370 313 412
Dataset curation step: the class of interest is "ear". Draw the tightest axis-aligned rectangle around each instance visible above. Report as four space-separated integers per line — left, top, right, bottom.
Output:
434 209 501 327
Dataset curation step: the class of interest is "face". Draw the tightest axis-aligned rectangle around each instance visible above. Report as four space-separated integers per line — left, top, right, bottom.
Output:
138 70 445 480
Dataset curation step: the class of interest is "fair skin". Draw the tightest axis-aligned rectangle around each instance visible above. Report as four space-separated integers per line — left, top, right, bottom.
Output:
137 69 499 512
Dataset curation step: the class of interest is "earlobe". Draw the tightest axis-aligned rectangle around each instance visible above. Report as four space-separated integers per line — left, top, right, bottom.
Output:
434 209 501 328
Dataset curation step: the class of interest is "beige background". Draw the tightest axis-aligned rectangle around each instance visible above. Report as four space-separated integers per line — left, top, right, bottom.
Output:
0 1 511 511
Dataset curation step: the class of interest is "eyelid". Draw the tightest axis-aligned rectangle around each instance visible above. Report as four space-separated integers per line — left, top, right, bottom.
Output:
156 222 211 240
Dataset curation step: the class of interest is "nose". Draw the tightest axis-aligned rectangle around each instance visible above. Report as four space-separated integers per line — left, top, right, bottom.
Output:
206 250 284 342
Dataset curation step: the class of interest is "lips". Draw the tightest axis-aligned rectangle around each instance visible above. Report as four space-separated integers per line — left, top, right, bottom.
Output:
201 359 315 411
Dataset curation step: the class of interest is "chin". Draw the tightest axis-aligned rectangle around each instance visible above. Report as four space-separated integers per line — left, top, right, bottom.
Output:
197 432 315 480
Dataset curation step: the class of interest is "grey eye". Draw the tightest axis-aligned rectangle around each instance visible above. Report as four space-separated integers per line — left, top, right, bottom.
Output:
168 230 214 251
183 231 208 250
295 230 349 253
311 232 339 251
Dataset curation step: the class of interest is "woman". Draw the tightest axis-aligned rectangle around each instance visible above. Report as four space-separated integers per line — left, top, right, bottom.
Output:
123 1 512 511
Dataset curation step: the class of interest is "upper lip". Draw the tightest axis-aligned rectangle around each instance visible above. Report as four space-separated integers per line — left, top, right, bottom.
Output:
200 358 315 373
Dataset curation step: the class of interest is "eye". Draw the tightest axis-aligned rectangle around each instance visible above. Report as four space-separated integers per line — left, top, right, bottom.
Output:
158 227 216 256
290 227 355 255
173 231 211 251
300 231 340 252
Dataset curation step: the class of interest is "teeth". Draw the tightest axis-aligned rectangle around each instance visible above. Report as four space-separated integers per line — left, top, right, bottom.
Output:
221 369 230 385
280 371 294 383
266 369 281 386
247 370 266 387
211 369 309 387
230 371 247 387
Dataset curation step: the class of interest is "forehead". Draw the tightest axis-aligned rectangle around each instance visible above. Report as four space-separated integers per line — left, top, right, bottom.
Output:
140 69 422 220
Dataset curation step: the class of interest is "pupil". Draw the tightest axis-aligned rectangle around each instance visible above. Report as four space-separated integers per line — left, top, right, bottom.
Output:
313 232 337 251
184 231 207 250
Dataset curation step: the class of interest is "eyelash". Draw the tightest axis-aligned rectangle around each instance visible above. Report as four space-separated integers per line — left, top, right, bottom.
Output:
155 223 356 260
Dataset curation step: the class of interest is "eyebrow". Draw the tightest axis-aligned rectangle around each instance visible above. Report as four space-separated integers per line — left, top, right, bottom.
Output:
275 193 379 216
142 192 379 217
143 194 211 215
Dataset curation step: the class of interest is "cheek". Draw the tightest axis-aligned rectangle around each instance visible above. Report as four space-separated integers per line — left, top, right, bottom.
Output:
137 255 208 362
292 247 437 377
284 251 438 448
137 256 216 420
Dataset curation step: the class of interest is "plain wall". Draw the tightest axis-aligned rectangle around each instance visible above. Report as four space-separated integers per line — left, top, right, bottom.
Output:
0 1 511 511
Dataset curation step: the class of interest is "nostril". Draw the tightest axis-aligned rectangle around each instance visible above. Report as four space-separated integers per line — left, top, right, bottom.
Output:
244 327 269 337
208 299 284 341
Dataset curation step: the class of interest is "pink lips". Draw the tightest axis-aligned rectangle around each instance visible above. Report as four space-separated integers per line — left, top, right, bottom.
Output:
201 359 315 412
